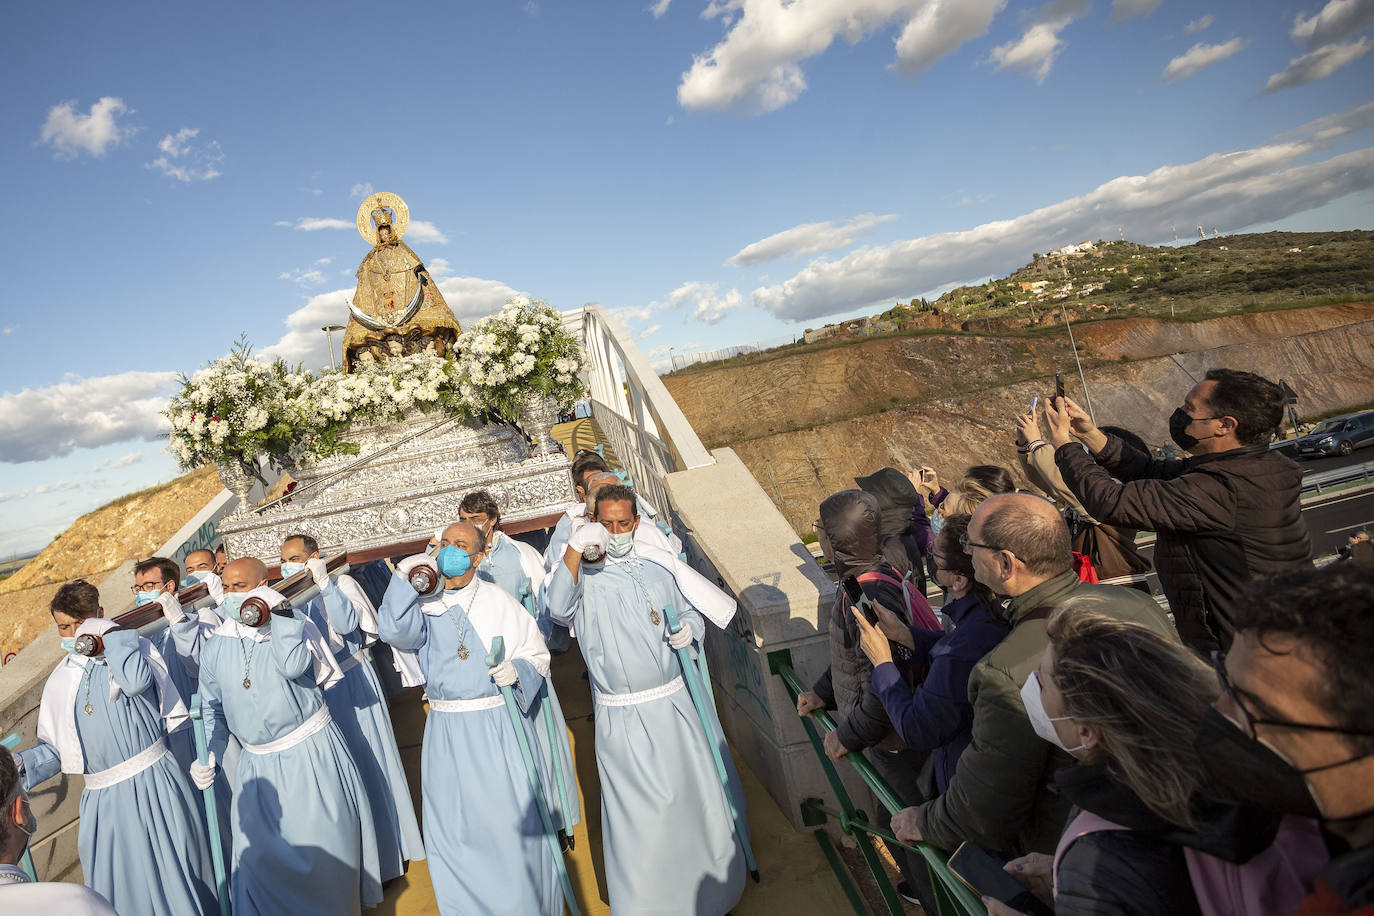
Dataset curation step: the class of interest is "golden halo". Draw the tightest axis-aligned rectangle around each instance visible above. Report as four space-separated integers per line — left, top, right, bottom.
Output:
356 192 410 246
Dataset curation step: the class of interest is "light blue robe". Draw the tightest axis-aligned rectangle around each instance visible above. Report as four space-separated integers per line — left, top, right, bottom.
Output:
379 573 560 916
303 581 424 877
479 535 580 830
21 630 217 916
547 556 747 915
200 611 383 916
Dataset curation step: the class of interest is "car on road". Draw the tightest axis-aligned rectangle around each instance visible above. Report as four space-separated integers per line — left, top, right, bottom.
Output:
1294 411 1374 458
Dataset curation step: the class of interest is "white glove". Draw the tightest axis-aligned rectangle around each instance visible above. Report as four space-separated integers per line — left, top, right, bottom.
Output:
567 522 609 557
396 554 436 579
203 572 224 604
155 590 186 624
190 753 217 791
306 557 330 588
668 626 694 650
488 660 518 687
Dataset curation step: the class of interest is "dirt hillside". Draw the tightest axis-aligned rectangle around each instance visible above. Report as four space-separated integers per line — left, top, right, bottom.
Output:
665 303 1374 531
0 466 223 659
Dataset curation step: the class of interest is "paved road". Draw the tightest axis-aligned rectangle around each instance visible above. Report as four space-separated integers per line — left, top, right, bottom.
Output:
1294 448 1374 475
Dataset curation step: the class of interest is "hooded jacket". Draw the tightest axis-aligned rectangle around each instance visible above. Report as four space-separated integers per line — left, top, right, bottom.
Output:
811 490 912 753
1056 436 1312 652
856 468 927 582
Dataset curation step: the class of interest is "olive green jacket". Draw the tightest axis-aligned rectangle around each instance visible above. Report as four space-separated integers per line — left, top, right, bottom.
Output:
914 571 1177 855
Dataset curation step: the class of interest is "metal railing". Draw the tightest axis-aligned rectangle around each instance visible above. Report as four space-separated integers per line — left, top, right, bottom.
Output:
576 304 715 517
1301 459 1374 495
769 648 986 916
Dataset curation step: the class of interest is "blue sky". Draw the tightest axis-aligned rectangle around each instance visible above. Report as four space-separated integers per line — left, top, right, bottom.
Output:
2 0 1373 556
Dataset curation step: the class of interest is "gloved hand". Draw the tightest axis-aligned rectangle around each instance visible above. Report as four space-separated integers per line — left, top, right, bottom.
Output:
155 590 186 624
396 554 436 579
488 660 518 687
190 752 217 791
567 522 609 559
203 571 224 605
306 557 330 588
668 626 694 651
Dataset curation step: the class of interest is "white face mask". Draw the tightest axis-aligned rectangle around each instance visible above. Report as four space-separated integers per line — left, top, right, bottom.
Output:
1021 670 1085 754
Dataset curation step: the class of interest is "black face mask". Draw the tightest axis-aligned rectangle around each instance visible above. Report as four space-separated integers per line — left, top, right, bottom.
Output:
1169 407 1201 451
1195 706 1374 822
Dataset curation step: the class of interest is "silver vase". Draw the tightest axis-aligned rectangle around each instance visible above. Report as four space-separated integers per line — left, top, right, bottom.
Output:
520 393 561 460
216 458 258 506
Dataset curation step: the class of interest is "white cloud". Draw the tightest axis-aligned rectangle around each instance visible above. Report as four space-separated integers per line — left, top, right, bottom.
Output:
0 371 176 463
350 183 375 199
2 325 16 335
1263 37 1373 92
1162 38 1248 82
406 220 449 245
259 288 354 371
314 257 332 266
1110 0 1161 20
435 276 527 324
1291 0 1374 48
726 213 898 266
146 127 224 182
279 267 328 287
301 187 324 197
751 103 1374 320
614 305 657 324
656 281 743 325
97 451 145 470
677 0 1001 114
650 0 672 17
1185 14 1215 33
988 0 1091 83
0 480 86 504
637 323 663 340
39 97 134 159
281 217 355 232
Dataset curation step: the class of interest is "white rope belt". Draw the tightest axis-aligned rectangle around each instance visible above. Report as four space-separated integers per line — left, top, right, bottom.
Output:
594 676 684 708
336 646 369 676
84 737 168 790
428 695 505 713
241 704 332 755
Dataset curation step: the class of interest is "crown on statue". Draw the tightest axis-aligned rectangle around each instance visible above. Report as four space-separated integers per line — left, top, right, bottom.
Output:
371 205 395 229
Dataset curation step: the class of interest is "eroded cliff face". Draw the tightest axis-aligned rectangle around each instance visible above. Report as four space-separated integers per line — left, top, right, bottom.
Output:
664 304 1374 531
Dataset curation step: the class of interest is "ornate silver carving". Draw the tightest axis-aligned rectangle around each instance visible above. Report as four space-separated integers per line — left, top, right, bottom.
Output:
219 412 574 562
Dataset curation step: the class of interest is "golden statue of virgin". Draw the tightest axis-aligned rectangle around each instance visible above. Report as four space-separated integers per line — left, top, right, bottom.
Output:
342 192 463 371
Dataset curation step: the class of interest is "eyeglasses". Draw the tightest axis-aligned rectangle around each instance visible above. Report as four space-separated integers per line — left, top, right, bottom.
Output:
812 520 824 533
1210 651 1374 739
930 551 951 573
959 532 1002 553
131 581 167 594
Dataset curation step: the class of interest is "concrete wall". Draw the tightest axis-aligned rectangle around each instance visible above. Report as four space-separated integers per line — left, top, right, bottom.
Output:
665 448 875 830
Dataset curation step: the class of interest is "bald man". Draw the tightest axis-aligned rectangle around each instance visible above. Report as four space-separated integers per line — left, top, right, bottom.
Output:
891 493 1177 858
380 522 559 915
197 559 382 915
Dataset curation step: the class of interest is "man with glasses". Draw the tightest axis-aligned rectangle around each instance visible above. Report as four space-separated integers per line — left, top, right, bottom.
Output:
1045 368 1311 653
1199 564 1374 914
893 492 1175 858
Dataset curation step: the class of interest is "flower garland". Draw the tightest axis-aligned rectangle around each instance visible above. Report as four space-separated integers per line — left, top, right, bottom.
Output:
453 296 586 423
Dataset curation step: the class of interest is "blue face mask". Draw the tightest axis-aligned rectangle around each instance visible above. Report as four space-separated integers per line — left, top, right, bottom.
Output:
134 589 161 607
279 561 306 579
437 545 475 578
607 531 635 559
60 636 78 655
181 570 210 588
220 593 247 620
930 513 945 536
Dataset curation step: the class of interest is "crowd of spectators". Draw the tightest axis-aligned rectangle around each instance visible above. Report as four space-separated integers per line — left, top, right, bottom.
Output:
802 368 1373 914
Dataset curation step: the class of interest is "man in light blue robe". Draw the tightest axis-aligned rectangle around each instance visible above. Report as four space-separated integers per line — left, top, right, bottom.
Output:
18 579 218 916
380 522 560 916
280 534 423 880
546 484 748 915
197 561 383 916
460 490 581 841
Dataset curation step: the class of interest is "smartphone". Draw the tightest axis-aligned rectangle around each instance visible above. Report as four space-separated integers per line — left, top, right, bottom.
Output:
1030 396 1039 411
841 575 879 625
1054 371 1066 400
948 842 1051 914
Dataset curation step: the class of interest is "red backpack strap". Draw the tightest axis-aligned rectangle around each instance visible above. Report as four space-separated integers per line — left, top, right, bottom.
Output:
857 571 941 631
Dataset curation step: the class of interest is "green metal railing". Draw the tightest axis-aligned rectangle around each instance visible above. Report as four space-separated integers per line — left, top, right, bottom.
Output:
769 649 986 916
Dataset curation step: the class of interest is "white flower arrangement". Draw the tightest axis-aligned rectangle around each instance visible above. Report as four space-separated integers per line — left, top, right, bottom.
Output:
453 297 586 423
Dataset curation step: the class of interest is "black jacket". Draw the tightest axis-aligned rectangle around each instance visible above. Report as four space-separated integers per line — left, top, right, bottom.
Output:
1054 764 1284 916
1056 437 1312 651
